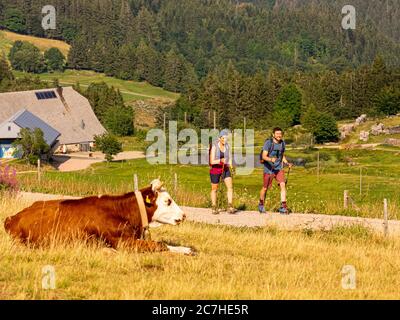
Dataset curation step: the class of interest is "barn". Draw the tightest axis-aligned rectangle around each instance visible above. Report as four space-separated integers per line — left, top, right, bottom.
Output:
0 86 106 158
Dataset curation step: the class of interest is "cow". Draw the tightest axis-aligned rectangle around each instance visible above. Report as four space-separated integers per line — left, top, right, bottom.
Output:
4 179 193 255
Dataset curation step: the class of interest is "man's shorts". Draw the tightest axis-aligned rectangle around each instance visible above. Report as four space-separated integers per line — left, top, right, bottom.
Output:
263 170 285 189
210 169 232 184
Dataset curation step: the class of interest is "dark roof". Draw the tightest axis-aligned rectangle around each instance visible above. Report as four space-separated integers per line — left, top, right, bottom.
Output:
6 109 61 146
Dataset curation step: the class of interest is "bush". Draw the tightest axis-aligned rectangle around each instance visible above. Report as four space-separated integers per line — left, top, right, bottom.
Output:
0 165 18 193
12 128 50 163
27 154 40 166
94 132 123 162
135 129 148 141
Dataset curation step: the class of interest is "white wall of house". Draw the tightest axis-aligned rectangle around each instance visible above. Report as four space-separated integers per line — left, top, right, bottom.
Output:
0 122 21 139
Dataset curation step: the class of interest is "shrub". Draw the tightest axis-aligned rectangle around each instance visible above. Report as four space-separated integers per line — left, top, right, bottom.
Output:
12 128 50 164
0 165 19 193
94 132 123 162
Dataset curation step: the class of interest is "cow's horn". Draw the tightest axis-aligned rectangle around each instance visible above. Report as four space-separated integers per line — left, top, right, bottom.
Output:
151 179 164 192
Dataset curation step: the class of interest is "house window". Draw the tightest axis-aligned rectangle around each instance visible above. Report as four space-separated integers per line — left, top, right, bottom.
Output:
8 126 11 131
81 120 85 129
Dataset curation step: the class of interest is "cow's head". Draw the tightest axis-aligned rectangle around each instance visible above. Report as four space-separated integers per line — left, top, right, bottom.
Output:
145 179 186 227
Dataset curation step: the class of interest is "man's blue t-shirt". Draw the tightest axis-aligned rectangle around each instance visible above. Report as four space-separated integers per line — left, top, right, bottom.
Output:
263 139 284 174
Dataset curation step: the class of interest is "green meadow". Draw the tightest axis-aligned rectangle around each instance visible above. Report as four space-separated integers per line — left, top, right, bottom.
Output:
14 147 400 220
13 70 179 102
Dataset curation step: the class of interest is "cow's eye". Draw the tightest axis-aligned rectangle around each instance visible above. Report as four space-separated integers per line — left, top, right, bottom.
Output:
166 199 172 206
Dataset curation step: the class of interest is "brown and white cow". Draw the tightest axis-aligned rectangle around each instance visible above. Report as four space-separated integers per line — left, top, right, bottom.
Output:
4 179 193 255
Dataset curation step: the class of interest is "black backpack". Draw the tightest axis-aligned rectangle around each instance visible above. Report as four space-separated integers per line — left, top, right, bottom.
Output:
260 138 285 164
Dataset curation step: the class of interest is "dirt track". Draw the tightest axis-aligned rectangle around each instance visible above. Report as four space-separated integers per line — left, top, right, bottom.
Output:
16 192 400 236
51 151 145 171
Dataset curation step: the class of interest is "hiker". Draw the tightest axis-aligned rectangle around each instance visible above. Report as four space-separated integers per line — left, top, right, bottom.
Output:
209 129 235 215
258 127 292 214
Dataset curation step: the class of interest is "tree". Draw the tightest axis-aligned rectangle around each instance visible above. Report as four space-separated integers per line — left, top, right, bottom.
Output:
103 106 135 136
273 83 302 127
0 56 14 82
374 87 400 116
301 104 320 135
113 44 138 80
44 48 66 72
3 8 25 33
8 41 46 73
67 35 90 70
163 49 198 93
94 133 123 162
12 128 50 165
135 40 164 86
302 104 339 143
313 113 339 144
84 82 125 123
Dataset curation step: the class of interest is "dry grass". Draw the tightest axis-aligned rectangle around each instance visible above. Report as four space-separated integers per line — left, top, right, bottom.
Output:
1 193 400 299
0 30 70 56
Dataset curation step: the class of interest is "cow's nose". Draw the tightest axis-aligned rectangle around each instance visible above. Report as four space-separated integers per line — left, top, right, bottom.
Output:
174 219 182 225
182 214 187 221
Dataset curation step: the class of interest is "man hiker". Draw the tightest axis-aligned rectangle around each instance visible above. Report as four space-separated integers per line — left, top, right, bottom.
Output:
209 129 236 215
258 127 292 214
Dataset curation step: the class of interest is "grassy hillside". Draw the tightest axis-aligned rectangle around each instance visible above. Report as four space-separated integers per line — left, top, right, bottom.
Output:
1 194 400 299
13 70 180 103
0 30 179 103
339 115 400 145
0 30 70 57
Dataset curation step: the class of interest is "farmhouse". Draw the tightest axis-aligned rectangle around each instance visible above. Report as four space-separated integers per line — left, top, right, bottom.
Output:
0 87 106 158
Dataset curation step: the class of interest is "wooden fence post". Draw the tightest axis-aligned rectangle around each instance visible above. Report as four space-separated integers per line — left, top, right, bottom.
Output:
174 172 178 194
384 198 388 237
134 174 138 191
344 190 349 209
37 159 41 184
213 111 216 130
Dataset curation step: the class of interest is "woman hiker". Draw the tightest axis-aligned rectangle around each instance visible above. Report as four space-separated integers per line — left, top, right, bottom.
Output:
209 129 236 215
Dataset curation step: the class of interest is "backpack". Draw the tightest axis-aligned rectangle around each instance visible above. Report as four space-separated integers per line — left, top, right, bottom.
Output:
260 138 285 164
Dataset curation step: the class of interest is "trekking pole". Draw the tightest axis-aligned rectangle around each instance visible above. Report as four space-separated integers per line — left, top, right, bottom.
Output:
285 165 291 185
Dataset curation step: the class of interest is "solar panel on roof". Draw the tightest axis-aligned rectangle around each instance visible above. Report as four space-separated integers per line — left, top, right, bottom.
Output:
35 91 57 100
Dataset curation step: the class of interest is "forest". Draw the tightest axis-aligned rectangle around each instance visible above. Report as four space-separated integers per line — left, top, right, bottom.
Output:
0 0 399 136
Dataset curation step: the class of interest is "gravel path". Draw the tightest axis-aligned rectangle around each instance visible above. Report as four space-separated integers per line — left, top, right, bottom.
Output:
16 192 400 236
51 151 146 172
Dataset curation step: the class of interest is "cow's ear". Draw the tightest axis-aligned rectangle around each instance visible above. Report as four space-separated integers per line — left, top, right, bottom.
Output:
145 195 151 204
142 189 156 207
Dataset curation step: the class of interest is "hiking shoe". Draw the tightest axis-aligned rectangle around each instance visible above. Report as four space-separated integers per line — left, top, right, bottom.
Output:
227 205 237 214
279 206 289 215
258 204 266 214
211 206 219 215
